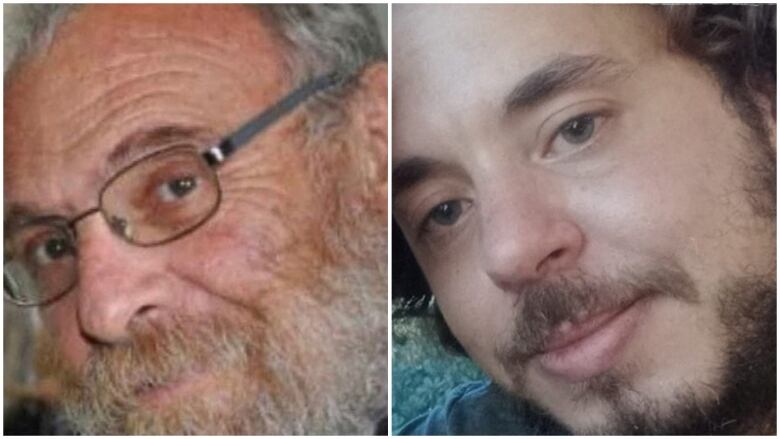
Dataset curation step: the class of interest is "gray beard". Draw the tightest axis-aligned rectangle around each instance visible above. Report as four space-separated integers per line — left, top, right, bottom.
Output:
58 256 387 435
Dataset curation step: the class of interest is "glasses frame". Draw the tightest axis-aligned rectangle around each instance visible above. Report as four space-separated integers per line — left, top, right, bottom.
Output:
5 72 342 306
97 145 222 247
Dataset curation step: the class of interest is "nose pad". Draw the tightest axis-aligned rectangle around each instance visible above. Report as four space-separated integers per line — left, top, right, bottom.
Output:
72 215 172 344
108 215 133 241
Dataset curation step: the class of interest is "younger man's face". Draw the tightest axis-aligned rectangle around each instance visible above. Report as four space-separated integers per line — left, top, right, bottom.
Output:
393 5 775 434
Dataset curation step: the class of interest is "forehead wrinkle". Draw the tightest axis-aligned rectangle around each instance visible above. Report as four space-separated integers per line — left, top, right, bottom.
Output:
80 49 260 98
66 68 198 118
41 38 278 156
58 62 245 149
60 85 204 155
45 6 285 100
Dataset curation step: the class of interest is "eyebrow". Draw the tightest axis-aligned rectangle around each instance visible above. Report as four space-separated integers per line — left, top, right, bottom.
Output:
4 125 214 228
504 54 632 115
392 156 460 199
2 203 67 234
106 125 214 170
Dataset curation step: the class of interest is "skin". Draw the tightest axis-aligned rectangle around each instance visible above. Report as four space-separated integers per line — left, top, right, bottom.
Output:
393 5 775 433
5 3 387 425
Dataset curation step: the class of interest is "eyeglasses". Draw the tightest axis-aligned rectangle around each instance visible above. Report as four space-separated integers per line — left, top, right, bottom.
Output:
4 73 340 307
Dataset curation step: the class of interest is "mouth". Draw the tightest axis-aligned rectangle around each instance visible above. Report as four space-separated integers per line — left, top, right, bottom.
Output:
535 295 650 383
134 369 212 408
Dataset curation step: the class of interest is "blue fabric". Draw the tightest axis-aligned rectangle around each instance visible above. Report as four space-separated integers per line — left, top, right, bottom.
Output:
396 380 570 435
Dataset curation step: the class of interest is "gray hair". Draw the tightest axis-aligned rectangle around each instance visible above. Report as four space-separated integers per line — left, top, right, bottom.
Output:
4 4 386 134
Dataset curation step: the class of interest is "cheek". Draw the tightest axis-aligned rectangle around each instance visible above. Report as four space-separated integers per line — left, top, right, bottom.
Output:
171 190 328 308
42 298 92 369
425 246 516 373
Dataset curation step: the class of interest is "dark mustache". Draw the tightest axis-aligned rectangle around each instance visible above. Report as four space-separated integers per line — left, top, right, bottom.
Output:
496 265 698 365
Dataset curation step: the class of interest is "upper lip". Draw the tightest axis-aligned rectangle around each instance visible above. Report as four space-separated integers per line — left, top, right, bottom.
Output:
541 297 642 353
132 367 202 399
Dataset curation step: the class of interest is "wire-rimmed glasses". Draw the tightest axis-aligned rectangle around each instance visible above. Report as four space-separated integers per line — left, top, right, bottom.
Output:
4 73 340 306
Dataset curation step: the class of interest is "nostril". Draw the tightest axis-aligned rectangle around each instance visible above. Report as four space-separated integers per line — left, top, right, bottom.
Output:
136 304 156 317
548 248 565 260
535 248 566 274
129 304 163 331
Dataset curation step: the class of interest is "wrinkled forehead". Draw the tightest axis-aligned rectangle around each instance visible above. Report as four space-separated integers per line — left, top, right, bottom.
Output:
392 5 665 160
17 4 284 78
4 4 287 211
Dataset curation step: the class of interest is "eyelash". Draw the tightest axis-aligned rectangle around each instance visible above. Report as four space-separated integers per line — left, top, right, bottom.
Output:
544 110 610 159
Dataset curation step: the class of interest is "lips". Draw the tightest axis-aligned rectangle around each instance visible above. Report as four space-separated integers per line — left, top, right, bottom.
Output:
536 296 649 382
134 369 209 407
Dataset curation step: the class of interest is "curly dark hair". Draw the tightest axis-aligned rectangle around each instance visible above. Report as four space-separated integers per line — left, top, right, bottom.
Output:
392 4 777 355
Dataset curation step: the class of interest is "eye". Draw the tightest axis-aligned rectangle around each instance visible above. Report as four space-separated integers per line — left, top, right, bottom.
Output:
423 199 472 231
157 175 199 202
31 236 74 266
430 200 464 226
415 198 474 245
546 113 604 158
559 114 595 144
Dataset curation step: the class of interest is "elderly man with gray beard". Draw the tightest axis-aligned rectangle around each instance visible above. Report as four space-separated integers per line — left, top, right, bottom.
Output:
4 4 387 435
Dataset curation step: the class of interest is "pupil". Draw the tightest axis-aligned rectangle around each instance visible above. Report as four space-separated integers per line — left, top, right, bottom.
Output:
168 176 197 197
44 238 70 260
565 116 594 142
431 201 462 226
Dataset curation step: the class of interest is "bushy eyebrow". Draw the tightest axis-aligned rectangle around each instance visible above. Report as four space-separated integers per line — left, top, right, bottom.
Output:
392 156 463 201
106 125 214 171
4 125 214 228
4 203 51 232
504 54 632 115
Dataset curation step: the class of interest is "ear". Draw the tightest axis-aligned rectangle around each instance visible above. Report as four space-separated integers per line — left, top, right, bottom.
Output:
346 62 388 215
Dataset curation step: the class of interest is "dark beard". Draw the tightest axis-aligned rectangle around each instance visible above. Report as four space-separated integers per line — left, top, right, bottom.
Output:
495 270 776 435
598 276 776 435
496 265 699 367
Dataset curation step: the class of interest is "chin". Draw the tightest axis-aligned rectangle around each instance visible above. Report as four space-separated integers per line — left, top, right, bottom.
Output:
523 357 735 435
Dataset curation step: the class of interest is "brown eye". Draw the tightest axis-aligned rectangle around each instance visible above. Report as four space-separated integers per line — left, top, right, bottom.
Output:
157 175 199 202
29 234 74 266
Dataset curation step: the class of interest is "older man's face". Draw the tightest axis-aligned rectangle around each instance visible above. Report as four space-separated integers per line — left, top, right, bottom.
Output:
5 4 387 434
393 5 775 434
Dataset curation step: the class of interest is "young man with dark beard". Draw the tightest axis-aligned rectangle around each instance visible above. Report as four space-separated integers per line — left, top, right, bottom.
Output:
392 4 775 435
4 4 387 435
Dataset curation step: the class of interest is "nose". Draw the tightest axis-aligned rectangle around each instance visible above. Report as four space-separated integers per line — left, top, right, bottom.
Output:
73 216 175 344
480 188 584 292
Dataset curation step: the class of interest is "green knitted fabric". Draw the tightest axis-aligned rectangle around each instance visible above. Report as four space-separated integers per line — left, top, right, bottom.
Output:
392 316 485 432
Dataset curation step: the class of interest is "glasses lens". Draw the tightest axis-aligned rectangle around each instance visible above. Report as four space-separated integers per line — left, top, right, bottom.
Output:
100 146 220 245
4 223 77 305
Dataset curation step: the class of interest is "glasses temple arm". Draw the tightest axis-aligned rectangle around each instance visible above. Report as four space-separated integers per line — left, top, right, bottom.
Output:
203 72 341 166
